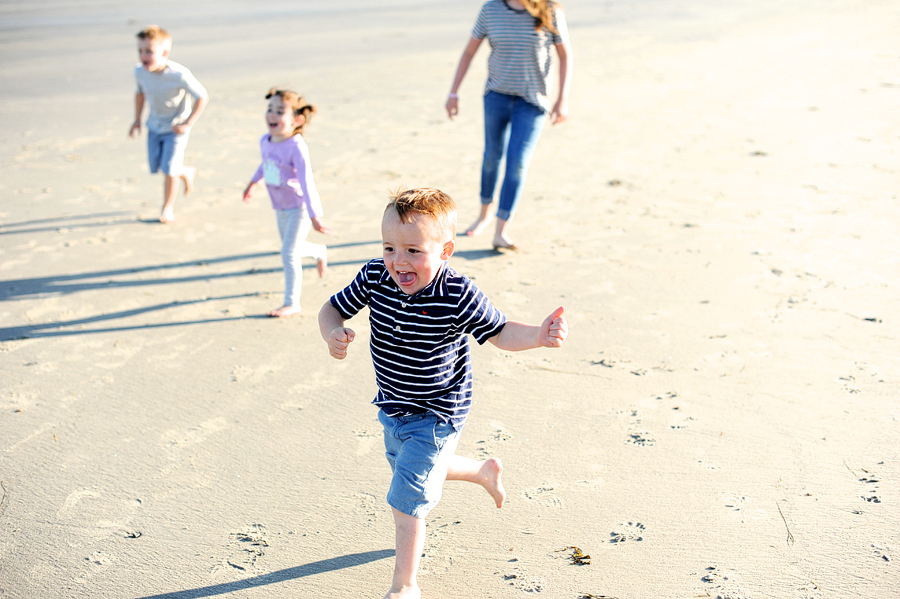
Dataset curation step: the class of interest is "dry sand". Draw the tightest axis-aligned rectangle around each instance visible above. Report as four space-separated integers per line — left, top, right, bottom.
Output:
1 0 899 597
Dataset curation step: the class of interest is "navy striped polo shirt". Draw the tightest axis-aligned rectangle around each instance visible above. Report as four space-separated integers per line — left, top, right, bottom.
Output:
330 259 507 429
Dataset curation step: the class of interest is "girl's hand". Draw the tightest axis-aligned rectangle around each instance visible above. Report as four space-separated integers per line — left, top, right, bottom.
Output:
242 183 255 203
172 123 191 135
446 96 459 119
328 327 355 360
312 217 332 235
539 306 568 348
550 98 569 125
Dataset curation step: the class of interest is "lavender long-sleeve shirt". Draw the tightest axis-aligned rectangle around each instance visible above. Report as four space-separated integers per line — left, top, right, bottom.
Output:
251 133 324 216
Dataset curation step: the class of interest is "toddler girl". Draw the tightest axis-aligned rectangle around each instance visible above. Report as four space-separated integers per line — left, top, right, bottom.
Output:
244 88 331 317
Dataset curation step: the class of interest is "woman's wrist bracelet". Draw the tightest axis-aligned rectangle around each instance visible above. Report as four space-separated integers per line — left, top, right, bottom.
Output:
447 93 458 98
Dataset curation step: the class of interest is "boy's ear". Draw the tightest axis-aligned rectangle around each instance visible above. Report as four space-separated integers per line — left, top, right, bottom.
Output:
441 239 455 260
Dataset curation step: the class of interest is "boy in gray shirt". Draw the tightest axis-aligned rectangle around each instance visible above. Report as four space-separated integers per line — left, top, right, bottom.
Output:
129 25 208 223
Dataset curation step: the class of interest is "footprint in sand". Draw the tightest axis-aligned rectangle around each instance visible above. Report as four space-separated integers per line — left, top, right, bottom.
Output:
474 426 512 459
223 524 269 572
849 463 883 504
626 431 655 446
501 566 544 593
523 485 563 509
609 521 645 543
354 492 379 522
423 515 462 558
872 543 892 562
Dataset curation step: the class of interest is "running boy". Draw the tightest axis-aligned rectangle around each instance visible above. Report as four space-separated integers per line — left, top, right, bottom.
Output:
318 187 568 599
129 25 208 223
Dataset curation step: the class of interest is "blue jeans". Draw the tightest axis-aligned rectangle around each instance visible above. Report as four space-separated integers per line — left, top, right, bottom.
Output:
480 91 547 221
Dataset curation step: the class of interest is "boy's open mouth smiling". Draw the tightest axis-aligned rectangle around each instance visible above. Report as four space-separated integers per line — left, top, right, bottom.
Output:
397 271 416 286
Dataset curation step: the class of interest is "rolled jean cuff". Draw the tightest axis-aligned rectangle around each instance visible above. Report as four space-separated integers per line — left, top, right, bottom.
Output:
480 196 493 206
496 208 512 221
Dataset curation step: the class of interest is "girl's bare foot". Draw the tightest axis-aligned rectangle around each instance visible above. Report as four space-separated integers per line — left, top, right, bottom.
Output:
159 207 175 223
480 457 506 508
383 585 421 599
181 166 196 196
317 256 327 278
268 305 302 317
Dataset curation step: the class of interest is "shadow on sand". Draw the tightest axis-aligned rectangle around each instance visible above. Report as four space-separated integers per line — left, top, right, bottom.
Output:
0 243 380 340
135 549 395 599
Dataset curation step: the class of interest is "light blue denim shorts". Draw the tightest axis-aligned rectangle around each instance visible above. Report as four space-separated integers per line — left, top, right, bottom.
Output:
147 129 189 176
378 409 462 518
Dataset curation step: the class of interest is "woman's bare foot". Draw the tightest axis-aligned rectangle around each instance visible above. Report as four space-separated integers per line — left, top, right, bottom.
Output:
267 305 302 318
492 235 518 251
465 215 493 236
159 206 175 223
317 256 327 278
465 204 493 236
181 166 196 196
383 585 421 599
480 457 506 508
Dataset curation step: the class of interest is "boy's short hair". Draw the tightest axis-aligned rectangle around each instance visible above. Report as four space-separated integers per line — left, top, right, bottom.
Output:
385 187 458 241
137 25 172 50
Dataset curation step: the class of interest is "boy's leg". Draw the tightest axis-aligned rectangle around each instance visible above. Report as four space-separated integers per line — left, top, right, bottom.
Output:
386 508 425 599
180 166 196 196
159 132 190 223
161 175 177 223
446 455 506 508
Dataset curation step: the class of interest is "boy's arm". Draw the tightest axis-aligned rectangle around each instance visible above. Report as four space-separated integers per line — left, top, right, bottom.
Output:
129 92 144 138
318 301 356 360
172 94 208 135
488 306 567 352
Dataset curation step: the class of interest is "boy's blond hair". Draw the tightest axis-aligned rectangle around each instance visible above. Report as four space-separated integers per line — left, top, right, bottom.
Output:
137 25 172 50
385 187 458 241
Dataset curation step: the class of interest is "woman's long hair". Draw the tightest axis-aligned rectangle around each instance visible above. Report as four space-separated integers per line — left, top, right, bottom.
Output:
519 0 561 34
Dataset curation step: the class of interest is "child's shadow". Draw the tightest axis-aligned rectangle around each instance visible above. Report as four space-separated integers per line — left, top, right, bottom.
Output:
136 549 395 599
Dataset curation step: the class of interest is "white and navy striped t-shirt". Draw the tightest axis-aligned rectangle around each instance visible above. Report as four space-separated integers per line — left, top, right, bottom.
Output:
473 0 568 112
330 259 506 429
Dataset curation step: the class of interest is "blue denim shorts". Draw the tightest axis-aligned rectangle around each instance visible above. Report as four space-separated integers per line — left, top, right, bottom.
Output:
147 129 189 175
378 409 462 518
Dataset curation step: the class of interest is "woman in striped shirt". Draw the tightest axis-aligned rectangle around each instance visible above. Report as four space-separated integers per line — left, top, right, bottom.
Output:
446 0 572 251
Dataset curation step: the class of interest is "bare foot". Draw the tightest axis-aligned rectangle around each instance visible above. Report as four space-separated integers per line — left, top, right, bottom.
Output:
492 236 518 252
267 305 302 318
383 585 421 599
465 215 493 236
181 166 196 196
317 256 327 278
480 457 506 508
160 207 175 223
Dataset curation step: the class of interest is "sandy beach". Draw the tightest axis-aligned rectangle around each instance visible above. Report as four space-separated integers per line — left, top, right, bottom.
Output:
1 0 899 597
